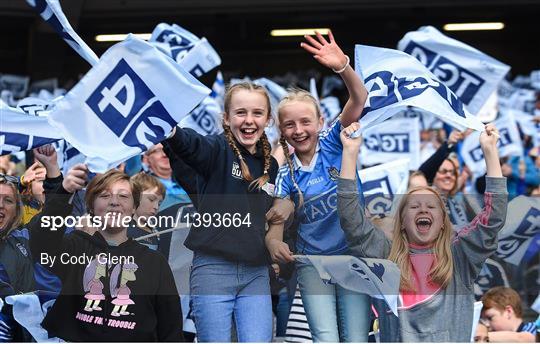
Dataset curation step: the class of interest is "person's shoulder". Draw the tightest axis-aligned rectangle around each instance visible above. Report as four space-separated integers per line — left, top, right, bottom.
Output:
518 321 537 334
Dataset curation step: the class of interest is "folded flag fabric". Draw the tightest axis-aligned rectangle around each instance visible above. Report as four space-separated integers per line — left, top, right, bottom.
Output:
47 34 210 172
398 26 510 115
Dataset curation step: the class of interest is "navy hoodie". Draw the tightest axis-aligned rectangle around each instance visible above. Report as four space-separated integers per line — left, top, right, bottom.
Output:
29 182 183 342
163 128 278 265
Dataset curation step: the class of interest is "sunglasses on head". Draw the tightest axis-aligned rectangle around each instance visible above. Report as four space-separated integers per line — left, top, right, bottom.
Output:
0 174 19 186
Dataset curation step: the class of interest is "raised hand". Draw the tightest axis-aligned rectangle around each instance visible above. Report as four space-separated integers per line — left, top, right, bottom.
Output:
34 144 60 178
62 163 88 193
339 122 362 152
22 162 46 185
301 30 348 72
479 124 499 152
448 130 464 145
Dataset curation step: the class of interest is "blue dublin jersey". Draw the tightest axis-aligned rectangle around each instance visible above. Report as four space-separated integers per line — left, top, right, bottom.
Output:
275 120 364 255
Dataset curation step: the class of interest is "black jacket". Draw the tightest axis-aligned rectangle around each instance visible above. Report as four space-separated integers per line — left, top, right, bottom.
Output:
29 182 183 342
163 128 278 265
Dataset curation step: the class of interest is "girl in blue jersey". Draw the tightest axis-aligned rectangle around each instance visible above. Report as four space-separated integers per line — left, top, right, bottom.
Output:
268 30 370 342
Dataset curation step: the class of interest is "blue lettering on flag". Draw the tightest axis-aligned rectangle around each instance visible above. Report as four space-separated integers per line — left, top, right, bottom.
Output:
362 176 394 214
361 71 466 118
469 128 513 162
431 56 484 105
403 41 485 106
0 133 57 155
402 41 437 67
364 133 410 153
498 207 540 261
86 58 177 150
191 106 218 135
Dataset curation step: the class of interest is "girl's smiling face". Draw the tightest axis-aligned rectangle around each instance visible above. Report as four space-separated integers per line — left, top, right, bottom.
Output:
92 180 134 232
279 100 323 161
223 89 270 154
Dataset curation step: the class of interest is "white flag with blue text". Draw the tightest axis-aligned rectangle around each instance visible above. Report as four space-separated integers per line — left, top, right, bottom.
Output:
0 101 61 155
358 158 410 216
47 35 210 172
320 96 342 130
496 196 540 266
355 45 485 133
150 23 221 78
179 96 223 136
210 71 225 111
295 255 401 316
460 111 523 177
360 117 420 169
398 26 510 115
26 0 99 66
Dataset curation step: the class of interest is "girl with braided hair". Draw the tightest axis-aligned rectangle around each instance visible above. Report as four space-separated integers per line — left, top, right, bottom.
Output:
162 81 293 342
268 30 371 342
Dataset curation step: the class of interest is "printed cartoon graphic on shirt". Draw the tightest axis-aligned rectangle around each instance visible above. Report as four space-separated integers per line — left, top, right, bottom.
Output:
110 262 139 317
83 255 107 312
76 258 139 330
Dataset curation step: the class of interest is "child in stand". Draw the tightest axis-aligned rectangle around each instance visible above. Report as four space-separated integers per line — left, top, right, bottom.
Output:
337 122 508 342
268 30 371 342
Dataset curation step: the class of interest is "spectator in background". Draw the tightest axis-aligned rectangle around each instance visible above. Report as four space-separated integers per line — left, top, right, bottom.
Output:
481 287 536 343
505 149 540 200
127 172 166 250
143 143 190 210
474 322 490 343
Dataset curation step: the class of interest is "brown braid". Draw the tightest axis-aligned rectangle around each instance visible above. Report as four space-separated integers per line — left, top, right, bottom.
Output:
249 131 271 190
279 136 304 207
223 123 253 182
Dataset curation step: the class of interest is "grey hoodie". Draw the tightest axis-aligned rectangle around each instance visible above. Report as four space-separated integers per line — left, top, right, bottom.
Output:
337 177 508 342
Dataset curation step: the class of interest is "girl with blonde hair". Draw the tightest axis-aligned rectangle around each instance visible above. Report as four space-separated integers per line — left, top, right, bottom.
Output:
337 122 508 342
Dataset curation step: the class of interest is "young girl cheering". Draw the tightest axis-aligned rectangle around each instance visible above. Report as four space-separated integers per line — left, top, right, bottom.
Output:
337 122 508 342
269 30 370 342
162 81 296 342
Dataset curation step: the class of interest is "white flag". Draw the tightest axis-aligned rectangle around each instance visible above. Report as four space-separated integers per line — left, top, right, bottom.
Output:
354 45 485 134
296 255 401 316
358 158 410 216
398 26 510 115
210 70 225 111
320 96 342 130
178 96 223 136
360 117 420 169
0 74 30 99
26 0 99 66
497 196 540 266
47 35 210 172
394 106 443 131
461 111 523 177
150 23 221 78
0 102 61 155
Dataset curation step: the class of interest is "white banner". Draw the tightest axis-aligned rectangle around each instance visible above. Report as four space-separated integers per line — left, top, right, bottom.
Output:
210 70 225 111
0 101 61 155
296 255 401 316
394 106 443 130
26 0 99 66
178 96 223 136
358 158 410 216
47 35 210 172
360 117 420 169
150 23 221 78
320 96 342 130
398 26 510 115
0 74 30 99
496 196 540 266
354 45 485 135
461 111 523 177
